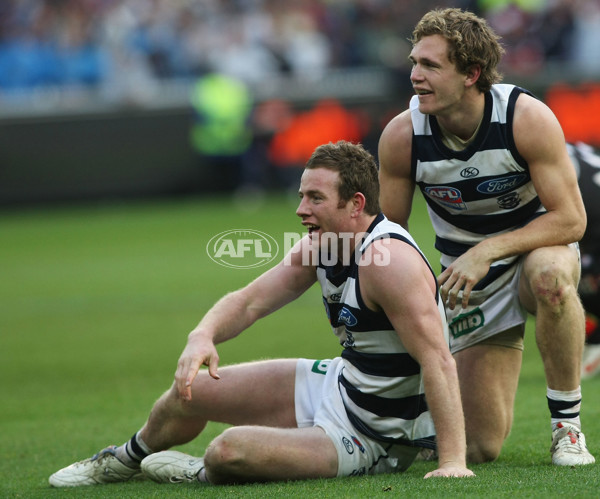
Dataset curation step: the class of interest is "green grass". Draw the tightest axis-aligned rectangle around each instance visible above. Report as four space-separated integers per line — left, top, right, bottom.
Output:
1 193 598 498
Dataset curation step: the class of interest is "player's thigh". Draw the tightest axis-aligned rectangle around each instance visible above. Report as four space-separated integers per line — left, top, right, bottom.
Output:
454 340 522 437
519 245 581 313
206 425 338 482
188 358 298 427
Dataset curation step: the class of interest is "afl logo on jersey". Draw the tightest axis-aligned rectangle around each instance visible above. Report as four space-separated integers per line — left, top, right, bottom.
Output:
424 186 467 210
476 174 527 195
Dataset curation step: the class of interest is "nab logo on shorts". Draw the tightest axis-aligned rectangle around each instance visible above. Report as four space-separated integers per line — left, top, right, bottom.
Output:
449 308 485 338
424 186 467 210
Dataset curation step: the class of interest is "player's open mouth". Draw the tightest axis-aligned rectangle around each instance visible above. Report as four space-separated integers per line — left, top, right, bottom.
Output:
306 224 320 234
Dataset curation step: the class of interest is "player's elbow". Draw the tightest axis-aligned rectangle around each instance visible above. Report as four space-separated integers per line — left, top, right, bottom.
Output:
573 216 586 243
571 203 587 242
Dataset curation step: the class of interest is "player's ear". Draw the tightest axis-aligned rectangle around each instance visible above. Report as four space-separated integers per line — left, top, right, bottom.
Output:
465 64 481 88
351 192 366 217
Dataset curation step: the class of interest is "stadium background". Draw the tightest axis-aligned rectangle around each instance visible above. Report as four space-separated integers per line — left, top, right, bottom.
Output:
2 1 600 497
1 0 600 205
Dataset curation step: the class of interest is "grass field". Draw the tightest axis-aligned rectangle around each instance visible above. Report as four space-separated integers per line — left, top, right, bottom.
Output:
1 193 598 498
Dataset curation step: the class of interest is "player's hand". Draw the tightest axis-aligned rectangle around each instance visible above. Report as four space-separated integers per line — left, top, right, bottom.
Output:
175 331 220 401
438 246 492 310
424 465 475 478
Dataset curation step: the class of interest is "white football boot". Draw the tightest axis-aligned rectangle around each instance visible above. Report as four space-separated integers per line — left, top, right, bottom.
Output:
49 445 143 487
550 422 596 466
141 450 205 483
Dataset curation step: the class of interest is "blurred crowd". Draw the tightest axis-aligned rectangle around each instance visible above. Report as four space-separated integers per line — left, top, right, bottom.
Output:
1 0 599 97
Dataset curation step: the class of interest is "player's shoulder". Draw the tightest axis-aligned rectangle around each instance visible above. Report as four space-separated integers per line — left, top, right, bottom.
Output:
379 109 413 152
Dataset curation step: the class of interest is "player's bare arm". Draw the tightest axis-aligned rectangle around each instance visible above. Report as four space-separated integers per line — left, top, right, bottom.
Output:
359 239 474 478
474 95 584 262
439 94 587 310
512 94 586 243
378 110 415 229
176 238 317 400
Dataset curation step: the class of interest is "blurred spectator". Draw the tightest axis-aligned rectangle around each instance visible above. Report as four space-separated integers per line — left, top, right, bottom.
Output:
3 0 599 100
570 0 600 73
189 72 253 191
238 98 294 192
267 98 367 189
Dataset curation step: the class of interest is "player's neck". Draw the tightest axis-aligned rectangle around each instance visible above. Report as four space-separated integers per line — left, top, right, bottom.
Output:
436 93 485 142
438 113 484 151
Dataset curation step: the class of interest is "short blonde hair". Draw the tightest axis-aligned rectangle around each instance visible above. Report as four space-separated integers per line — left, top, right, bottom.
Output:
305 141 380 216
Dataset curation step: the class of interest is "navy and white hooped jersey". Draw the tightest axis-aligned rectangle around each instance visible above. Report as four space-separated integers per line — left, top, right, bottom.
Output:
569 142 600 254
316 213 447 449
410 84 546 290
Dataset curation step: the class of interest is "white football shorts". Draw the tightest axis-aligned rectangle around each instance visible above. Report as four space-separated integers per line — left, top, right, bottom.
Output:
445 242 580 353
294 357 419 477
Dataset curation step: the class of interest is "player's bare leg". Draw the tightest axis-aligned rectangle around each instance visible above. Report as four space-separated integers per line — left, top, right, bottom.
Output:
140 359 298 452
49 359 300 486
206 425 338 483
519 245 594 465
519 246 584 390
454 340 521 463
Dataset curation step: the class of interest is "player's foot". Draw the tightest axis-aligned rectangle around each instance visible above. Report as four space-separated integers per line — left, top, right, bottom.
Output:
49 445 143 487
415 447 438 461
141 450 205 484
550 422 596 466
581 344 600 379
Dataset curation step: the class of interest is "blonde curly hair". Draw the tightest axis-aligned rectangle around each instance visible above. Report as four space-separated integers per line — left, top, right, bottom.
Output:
411 8 505 93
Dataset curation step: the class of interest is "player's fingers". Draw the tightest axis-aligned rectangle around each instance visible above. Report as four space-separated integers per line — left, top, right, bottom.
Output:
424 468 475 478
440 276 455 303
437 267 452 286
174 361 187 395
175 358 201 400
447 278 463 310
185 359 202 388
461 281 475 309
207 354 221 380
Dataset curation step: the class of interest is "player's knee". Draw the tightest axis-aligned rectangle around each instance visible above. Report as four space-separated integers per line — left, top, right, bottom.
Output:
467 439 501 464
204 428 248 484
527 262 577 313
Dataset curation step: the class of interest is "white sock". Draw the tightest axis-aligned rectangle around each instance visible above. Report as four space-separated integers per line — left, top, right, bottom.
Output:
547 386 582 431
117 431 153 467
198 467 209 483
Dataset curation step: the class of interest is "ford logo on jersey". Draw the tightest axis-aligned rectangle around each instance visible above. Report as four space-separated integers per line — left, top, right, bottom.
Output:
338 307 358 327
476 174 527 194
424 186 467 210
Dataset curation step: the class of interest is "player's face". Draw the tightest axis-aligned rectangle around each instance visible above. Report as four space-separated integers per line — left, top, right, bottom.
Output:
409 34 468 116
296 167 352 250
